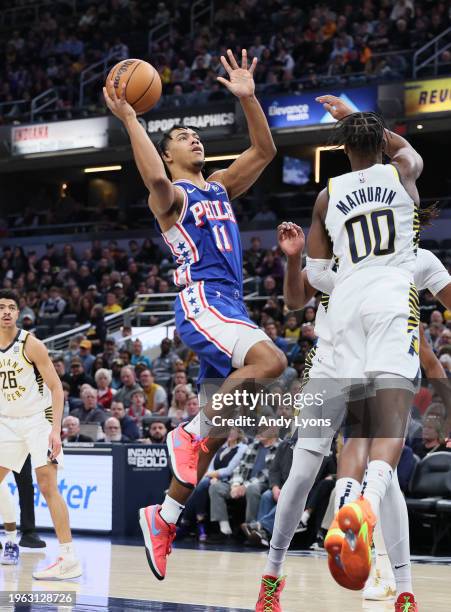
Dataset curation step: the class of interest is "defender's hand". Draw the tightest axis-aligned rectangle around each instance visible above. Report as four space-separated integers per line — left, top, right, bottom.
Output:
278 222 305 257
217 49 257 98
315 94 353 120
103 81 136 123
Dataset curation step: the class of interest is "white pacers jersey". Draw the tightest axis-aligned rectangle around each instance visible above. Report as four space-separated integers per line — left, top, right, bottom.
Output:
325 163 419 283
314 247 450 345
0 329 51 418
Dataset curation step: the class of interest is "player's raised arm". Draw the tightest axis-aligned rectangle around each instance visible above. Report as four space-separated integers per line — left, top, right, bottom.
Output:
316 94 423 187
25 334 64 459
208 49 276 199
103 83 183 216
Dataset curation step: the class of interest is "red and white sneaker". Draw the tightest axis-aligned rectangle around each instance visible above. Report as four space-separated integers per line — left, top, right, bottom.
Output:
395 592 418 611
33 556 82 580
166 424 208 488
255 575 286 611
139 504 176 581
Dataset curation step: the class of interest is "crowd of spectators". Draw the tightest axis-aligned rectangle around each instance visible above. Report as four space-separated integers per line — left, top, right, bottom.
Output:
1 0 451 123
1 232 450 547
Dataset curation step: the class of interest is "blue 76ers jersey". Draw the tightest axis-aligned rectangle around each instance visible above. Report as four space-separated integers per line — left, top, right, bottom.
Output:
160 179 243 289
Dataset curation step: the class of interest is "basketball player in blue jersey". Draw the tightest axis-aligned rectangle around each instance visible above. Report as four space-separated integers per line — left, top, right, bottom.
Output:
103 49 287 580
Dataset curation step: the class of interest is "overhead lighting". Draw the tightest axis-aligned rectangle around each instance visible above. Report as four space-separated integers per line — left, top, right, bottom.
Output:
62 183 67 190
84 165 122 173
204 154 239 162
416 124 423 130
315 145 344 183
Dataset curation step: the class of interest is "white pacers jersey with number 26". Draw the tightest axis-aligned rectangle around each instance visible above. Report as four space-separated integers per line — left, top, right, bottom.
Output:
0 330 51 418
325 163 419 284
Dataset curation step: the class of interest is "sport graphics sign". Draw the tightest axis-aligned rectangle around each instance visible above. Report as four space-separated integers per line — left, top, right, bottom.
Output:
4 453 112 531
262 86 378 129
144 103 235 134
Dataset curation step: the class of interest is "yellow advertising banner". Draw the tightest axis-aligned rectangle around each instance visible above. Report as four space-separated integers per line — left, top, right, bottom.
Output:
405 77 451 116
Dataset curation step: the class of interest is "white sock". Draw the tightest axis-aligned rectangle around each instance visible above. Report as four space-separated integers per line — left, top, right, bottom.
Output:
392 562 412 594
0 481 16 523
184 410 213 438
265 448 323 577
219 520 232 535
334 477 361 513
300 509 311 525
373 522 394 581
160 495 185 525
380 471 413 594
364 460 393 518
5 529 17 544
59 541 75 561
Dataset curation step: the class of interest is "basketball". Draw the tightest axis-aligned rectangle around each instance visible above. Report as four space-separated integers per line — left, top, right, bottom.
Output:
106 59 162 115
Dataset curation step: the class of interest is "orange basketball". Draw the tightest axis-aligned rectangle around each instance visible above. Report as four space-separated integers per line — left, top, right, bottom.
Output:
106 59 162 115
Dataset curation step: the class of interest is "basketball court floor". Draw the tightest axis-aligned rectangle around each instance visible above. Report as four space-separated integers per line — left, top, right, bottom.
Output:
1 535 449 611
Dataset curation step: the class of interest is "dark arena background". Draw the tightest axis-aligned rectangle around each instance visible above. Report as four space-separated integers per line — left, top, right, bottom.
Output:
0 1 450 611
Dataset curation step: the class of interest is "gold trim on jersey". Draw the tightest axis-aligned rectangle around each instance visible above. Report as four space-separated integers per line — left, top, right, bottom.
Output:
44 406 53 424
33 364 44 396
413 205 420 254
320 293 331 312
327 178 333 196
407 283 420 333
20 332 33 366
389 163 400 182
299 345 317 392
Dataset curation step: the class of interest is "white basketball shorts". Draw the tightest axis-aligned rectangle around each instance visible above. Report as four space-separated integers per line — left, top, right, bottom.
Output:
0 411 64 473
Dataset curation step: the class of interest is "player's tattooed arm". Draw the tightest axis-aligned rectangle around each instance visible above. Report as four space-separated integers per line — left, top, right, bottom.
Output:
208 49 276 199
25 335 64 459
278 222 315 310
103 82 183 219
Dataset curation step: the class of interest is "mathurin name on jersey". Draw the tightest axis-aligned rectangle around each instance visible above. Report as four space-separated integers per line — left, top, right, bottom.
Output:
335 185 397 216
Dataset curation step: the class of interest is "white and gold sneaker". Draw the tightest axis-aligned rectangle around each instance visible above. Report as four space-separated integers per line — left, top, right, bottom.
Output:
33 556 82 580
363 569 396 600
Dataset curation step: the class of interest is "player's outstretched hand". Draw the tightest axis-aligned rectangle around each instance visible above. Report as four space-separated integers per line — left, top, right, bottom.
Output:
103 81 136 123
315 94 353 120
277 222 305 257
217 49 257 98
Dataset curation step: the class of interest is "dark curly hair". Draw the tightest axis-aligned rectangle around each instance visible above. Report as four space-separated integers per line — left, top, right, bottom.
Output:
330 111 387 156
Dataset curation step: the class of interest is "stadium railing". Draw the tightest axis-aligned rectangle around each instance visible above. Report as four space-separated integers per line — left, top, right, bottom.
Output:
413 25 451 78
79 51 127 108
41 277 262 351
0 1 78 28
2 47 424 126
190 0 215 34
43 305 137 353
30 88 60 122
